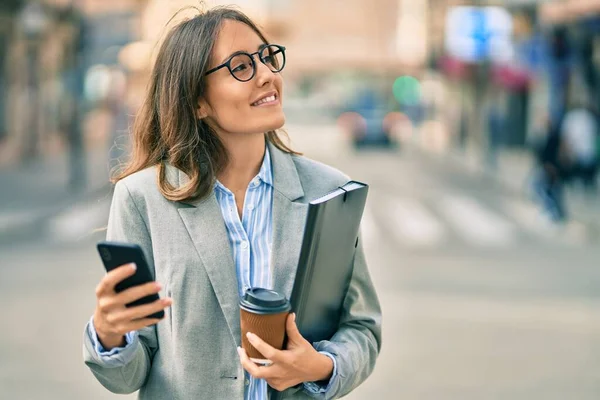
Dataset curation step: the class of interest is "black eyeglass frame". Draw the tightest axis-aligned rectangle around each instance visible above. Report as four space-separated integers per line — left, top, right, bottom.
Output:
204 44 286 82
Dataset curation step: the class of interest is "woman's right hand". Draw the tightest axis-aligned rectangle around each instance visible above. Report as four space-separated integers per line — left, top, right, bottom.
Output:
93 263 173 350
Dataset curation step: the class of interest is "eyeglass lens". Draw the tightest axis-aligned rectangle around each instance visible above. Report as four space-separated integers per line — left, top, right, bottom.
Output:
229 45 285 81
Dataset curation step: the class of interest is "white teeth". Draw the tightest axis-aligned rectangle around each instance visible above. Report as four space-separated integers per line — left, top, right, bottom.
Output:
253 95 276 106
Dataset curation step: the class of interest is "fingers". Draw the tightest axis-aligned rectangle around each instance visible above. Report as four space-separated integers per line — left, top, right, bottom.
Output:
246 332 280 362
237 347 273 379
98 298 170 337
285 313 302 340
115 281 163 306
115 298 172 322
96 291 171 334
96 263 137 296
97 281 162 313
108 316 164 338
127 317 164 332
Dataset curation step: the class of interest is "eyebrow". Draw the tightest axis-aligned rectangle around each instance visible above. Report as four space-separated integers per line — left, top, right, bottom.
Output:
218 43 267 65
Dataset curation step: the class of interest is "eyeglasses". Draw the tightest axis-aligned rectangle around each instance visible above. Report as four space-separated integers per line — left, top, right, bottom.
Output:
205 44 286 82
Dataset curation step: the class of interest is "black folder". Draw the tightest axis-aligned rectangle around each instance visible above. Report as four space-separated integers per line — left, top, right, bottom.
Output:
290 180 369 344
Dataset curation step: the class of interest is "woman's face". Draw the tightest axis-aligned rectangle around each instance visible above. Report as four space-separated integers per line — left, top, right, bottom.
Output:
199 20 285 137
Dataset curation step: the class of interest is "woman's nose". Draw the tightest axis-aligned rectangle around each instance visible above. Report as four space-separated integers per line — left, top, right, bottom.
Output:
254 59 274 85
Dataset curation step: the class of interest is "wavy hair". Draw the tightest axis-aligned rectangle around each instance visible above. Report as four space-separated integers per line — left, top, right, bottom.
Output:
112 6 299 202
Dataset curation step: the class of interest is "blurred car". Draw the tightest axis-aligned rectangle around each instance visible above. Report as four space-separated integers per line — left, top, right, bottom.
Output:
336 90 402 149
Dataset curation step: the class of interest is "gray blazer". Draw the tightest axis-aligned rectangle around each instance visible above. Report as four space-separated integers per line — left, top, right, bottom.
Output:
83 141 382 399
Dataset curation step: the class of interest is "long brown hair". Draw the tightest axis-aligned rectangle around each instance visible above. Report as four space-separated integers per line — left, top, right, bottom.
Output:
112 6 299 202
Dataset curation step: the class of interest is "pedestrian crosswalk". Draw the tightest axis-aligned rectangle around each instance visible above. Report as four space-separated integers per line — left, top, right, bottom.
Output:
47 196 111 243
384 196 445 247
362 191 588 250
439 195 516 247
46 188 588 249
502 199 560 240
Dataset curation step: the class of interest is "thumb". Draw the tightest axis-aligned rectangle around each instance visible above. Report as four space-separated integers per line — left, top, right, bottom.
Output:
286 313 303 342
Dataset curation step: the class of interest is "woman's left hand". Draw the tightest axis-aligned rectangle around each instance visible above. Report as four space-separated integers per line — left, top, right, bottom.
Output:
237 313 334 392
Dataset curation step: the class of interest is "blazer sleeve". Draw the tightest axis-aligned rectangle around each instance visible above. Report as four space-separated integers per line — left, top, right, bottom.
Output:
82 179 159 394
309 232 382 399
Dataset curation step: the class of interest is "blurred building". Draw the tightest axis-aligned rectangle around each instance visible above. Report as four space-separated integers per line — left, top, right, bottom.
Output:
115 0 430 122
4 0 597 173
132 0 428 75
0 0 144 174
0 0 25 146
425 0 600 162
262 0 428 75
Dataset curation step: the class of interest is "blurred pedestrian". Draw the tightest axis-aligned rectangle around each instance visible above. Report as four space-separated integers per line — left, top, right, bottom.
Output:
82 6 381 400
486 91 504 169
531 116 568 222
547 27 570 122
561 102 598 192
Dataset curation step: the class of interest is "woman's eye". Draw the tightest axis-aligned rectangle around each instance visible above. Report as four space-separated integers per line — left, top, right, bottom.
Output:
232 63 249 72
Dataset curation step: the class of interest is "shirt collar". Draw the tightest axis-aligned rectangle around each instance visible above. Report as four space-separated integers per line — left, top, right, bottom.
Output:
257 145 273 187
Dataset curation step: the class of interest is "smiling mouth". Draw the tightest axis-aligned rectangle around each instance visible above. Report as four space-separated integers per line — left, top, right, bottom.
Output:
251 94 279 107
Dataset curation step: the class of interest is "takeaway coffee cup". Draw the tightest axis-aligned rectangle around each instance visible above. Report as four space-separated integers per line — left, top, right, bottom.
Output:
240 288 291 365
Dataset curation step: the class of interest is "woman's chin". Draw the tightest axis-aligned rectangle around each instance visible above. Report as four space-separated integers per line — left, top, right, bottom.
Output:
228 112 285 134
261 113 286 132
272 114 286 130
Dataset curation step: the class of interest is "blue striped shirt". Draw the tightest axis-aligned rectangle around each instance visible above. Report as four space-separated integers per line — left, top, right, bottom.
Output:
214 147 274 399
89 146 336 399
215 149 274 300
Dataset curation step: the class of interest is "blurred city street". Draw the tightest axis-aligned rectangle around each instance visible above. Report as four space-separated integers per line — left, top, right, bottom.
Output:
2 0 600 399
293 125 600 400
2 125 600 399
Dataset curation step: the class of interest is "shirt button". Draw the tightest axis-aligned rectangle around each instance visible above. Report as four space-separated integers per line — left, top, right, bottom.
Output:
241 241 249 249
245 378 250 386
247 204 254 211
252 179 259 187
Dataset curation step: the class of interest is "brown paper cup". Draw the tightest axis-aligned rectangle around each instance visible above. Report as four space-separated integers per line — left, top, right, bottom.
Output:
240 308 289 363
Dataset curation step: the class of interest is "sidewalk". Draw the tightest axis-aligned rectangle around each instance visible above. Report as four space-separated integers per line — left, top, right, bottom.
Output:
413 138 600 232
0 149 113 246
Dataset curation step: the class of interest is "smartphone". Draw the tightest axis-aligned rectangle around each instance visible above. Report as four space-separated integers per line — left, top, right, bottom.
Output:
97 241 164 319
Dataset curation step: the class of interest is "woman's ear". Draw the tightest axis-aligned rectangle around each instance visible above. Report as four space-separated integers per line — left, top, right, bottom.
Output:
196 106 208 120
197 98 210 119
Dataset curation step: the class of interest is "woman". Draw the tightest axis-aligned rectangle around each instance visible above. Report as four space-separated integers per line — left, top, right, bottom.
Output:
83 6 382 400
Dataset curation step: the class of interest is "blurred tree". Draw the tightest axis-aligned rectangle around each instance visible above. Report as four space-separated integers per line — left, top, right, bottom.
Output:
0 0 24 142
55 3 88 192
0 0 24 13
19 1 50 162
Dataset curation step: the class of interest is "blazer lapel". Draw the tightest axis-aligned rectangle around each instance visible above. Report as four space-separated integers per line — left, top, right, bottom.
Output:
268 142 307 301
173 167 241 345
167 141 308 346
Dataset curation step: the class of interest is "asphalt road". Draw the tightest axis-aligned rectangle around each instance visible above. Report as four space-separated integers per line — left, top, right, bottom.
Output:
1 125 599 399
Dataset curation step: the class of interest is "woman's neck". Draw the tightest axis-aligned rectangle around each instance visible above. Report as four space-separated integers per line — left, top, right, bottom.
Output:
217 132 266 191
